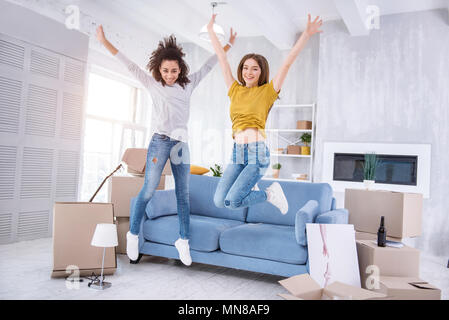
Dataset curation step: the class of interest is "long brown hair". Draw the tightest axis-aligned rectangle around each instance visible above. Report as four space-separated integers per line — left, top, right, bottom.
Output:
237 53 270 87
147 35 190 88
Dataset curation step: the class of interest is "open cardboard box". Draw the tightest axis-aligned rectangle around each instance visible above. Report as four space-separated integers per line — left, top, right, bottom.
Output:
121 148 172 175
372 276 441 300
278 274 387 300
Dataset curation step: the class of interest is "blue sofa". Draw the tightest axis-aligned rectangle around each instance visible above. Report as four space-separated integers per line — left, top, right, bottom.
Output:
131 174 348 277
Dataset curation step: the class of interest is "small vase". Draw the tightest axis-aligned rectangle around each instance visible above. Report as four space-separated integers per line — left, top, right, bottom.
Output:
272 169 280 179
301 146 310 155
363 179 375 190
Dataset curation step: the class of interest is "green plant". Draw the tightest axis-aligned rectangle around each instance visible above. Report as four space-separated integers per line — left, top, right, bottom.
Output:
363 153 380 180
272 163 281 170
300 133 312 146
210 164 223 177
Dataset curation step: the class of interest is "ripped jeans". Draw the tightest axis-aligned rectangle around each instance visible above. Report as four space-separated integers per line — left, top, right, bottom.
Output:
213 141 270 209
129 133 190 239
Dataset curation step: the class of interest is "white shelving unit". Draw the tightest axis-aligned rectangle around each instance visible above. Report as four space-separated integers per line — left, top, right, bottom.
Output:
263 103 317 183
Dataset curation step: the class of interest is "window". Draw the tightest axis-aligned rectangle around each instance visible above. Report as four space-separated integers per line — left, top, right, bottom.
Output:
80 68 152 202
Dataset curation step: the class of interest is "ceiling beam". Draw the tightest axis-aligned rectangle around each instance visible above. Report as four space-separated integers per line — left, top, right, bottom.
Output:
226 0 300 50
333 0 371 36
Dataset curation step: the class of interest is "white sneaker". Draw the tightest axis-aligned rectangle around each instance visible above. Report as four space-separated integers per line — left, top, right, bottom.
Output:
174 238 192 266
266 182 289 214
126 231 139 261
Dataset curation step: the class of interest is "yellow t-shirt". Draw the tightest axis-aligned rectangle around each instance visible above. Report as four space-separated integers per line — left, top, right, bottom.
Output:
228 80 279 138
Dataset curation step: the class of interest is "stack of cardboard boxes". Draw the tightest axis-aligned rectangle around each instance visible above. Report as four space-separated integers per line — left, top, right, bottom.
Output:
345 188 441 300
110 148 171 254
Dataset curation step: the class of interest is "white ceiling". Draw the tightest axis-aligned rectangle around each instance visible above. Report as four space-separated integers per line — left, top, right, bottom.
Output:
79 0 448 51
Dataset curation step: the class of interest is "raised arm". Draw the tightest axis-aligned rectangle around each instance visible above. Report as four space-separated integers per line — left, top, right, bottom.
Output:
96 25 156 89
190 28 237 89
207 14 236 89
272 14 322 92
96 25 118 56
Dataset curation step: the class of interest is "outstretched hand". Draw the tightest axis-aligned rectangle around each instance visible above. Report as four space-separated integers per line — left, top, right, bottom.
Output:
96 25 107 44
228 27 237 46
305 14 323 36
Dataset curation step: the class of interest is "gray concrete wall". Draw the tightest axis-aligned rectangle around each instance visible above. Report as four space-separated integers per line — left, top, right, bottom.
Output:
315 9 449 256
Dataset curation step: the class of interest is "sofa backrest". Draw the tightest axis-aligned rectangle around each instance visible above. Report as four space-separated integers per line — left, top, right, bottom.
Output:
189 174 247 222
246 180 333 226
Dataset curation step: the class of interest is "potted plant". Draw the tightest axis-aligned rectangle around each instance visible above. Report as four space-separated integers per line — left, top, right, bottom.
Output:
272 163 281 178
362 153 380 190
300 133 311 155
210 164 223 177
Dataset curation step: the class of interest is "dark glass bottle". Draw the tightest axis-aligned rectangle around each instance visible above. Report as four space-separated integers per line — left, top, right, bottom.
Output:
377 216 386 247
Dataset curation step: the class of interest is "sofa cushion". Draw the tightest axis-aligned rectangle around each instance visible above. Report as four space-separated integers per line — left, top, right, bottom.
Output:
219 223 308 264
246 180 333 226
143 214 244 252
189 174 247 222
145 189 177 220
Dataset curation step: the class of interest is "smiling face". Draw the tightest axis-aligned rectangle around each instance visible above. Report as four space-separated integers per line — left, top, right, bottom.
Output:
237 53 269 88
159 60 180 86
241 58 261 88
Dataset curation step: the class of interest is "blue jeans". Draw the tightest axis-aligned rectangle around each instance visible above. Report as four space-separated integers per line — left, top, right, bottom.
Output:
214 141 270 209
129 133 190 239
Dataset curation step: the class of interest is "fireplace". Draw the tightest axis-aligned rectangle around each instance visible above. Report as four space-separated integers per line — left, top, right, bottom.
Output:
333 153 418 186
322 142 431 198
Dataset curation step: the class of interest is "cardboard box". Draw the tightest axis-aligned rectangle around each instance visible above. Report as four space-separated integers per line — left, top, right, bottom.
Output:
278 274 387 300
115 217 130 254
52 202 116 277
121 148 172 175
296 120 312 130
356 240 420 289
345 189 423 238
109 175 165 217
372 276 441 300
121 148 147 173
355 231 402 242
287 145 301 155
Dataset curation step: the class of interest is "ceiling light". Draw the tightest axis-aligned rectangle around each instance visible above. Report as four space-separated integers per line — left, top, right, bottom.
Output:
199 2 226 42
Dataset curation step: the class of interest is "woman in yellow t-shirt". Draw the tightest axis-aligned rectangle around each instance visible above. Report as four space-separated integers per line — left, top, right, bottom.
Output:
208 14 323 214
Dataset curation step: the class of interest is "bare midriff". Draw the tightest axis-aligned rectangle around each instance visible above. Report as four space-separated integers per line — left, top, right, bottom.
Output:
234 127 265 144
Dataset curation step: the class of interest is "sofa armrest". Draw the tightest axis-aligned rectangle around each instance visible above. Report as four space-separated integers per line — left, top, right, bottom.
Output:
331 197 337 210
295 200 319 246
315 208 349 224
146 189 177 219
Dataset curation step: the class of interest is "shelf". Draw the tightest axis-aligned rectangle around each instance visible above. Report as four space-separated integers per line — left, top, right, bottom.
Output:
270 154 311 158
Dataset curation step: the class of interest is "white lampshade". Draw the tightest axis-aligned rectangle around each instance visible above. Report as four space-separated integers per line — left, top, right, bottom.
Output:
199 23 225 42
91 223 118 248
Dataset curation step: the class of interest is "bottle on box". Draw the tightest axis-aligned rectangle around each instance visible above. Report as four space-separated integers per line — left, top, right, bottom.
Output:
377 216 387 247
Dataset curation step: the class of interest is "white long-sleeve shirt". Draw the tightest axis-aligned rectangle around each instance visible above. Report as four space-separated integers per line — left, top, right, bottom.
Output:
115 51 218 142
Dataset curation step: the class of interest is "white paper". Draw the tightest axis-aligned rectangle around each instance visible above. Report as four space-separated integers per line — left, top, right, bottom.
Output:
306 223 361 288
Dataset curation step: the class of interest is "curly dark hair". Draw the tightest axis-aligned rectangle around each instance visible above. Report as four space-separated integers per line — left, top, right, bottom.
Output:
147 35 190 88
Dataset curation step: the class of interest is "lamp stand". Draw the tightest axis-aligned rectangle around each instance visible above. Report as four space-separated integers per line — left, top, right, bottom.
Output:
89 247 112 290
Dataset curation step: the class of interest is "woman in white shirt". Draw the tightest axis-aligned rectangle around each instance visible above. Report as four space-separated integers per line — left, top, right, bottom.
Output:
96 25 236 266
